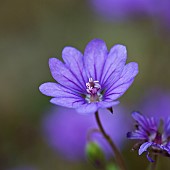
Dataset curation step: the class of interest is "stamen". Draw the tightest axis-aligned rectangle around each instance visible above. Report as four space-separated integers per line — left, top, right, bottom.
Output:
86 78 101 95
85 78 102 103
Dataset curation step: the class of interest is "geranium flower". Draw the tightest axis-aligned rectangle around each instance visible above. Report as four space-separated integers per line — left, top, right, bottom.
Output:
39 39 138 114
127 112 170 162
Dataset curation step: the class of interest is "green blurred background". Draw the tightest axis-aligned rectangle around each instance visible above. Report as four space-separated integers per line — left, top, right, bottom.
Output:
0 0 170 169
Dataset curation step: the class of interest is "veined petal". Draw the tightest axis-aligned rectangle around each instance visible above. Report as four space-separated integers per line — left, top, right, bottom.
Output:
50 97 85 109
101 44 127 88
84 39 108 81
132 112 150 130
132 112 158 132
147 117 158 132
49 58 85 93
105 79 134 101
62 47 87 89
39 82 79 97
105 62 138 100
127 131 148 140
76 103 98 114
139 142 152 155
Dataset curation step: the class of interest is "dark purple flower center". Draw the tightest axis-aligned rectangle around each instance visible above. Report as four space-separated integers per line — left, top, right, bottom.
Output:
153 132 162 145
85 78 102 103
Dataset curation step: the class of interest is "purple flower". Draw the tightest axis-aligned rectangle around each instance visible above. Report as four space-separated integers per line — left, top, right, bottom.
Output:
42 105 131 160
39 39 138 114
90 0 170 29
127 112 170 162
152 0 170 29
90 0 154 20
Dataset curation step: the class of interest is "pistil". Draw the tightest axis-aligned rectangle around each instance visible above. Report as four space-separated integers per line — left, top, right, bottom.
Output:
86 78 102 103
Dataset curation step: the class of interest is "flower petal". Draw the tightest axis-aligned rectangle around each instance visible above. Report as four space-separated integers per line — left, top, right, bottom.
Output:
50 97 85 109
105 62 138 100
101 44 127 88
84 39 108 81
138 142 152 155
127 131 148 140
76 103 98 114
132 112 158 132
49 58 85 93
62 47 87 89
39 82 79 97
163 144 170 154
132 112 149 130
105 79 134 101
146 152 154 162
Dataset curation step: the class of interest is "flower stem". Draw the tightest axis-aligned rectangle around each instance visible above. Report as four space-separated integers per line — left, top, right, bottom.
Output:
95 111 127 170
150 155 158 170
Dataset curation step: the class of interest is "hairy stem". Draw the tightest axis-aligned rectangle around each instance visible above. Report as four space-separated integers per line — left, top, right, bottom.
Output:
95 111 127 170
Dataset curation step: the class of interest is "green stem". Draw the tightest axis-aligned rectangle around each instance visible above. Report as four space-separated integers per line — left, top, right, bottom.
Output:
95 111 127 170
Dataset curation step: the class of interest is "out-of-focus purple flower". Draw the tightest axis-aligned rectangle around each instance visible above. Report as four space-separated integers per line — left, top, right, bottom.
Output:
151 0 170 29
42 105 131 160
139 89 170 119
90 0 154 20
127 112 170 162
90 0 170 29
39 39 138 114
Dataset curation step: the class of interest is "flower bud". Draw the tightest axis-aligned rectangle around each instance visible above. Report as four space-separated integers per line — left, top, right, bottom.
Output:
106 162 119 170
85 141 106 169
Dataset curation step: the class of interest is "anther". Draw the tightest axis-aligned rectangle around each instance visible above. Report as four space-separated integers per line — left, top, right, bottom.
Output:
86 78 101 95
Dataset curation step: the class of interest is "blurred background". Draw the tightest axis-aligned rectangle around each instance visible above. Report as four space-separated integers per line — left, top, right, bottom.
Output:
0 0 170 169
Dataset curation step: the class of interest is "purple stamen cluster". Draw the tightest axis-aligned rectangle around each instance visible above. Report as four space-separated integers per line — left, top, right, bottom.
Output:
86 78 102 103
86 78 101 95
127 112 170 162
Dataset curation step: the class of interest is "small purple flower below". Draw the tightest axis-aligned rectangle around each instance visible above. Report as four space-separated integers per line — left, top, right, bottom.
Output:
39 39 138 114
127 112 170 162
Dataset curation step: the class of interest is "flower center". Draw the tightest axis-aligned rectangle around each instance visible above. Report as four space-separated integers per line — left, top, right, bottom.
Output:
85 78 102 103
153 132 162 145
